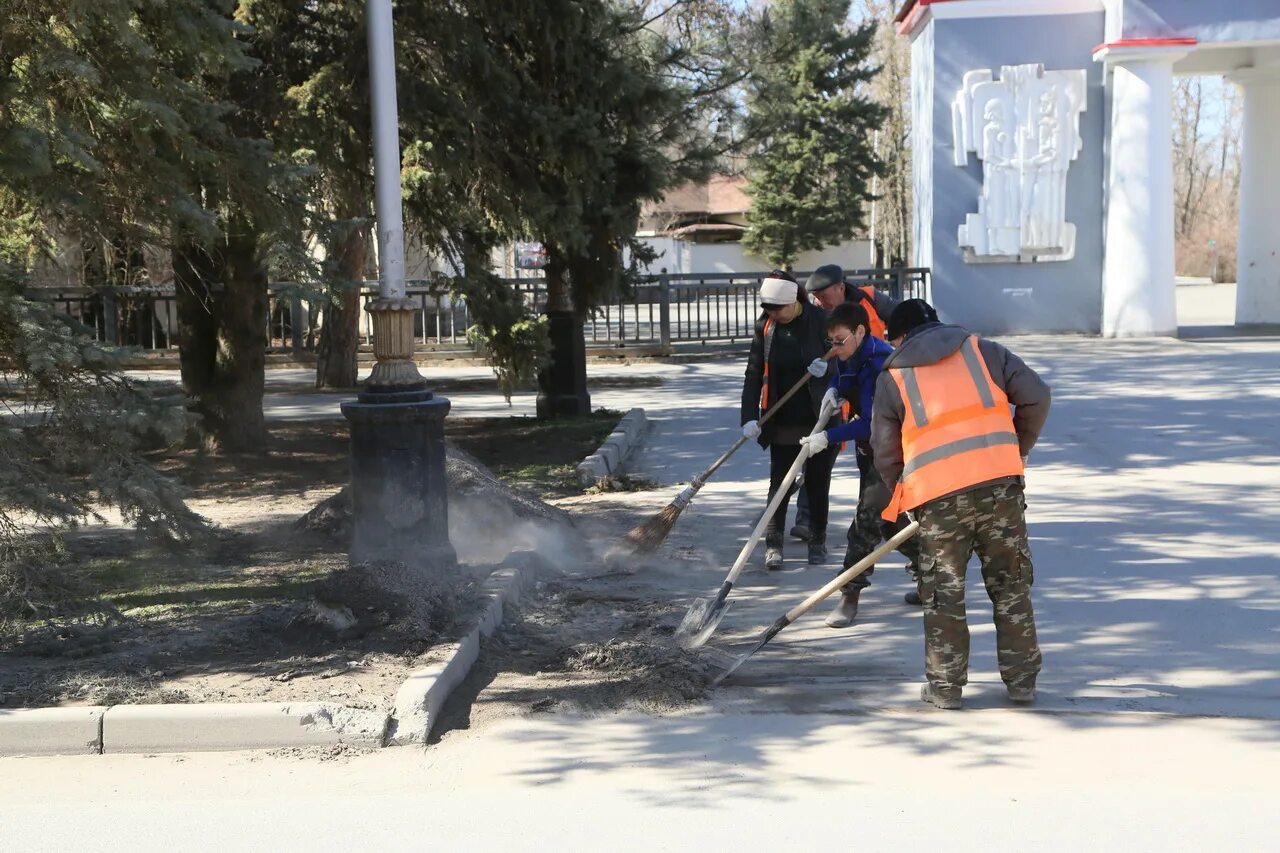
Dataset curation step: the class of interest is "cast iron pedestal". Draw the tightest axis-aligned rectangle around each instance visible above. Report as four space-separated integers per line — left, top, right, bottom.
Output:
341 386 455 568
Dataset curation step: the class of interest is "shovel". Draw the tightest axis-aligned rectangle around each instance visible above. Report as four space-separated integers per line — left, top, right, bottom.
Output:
711 520 921 686
675 398 839 650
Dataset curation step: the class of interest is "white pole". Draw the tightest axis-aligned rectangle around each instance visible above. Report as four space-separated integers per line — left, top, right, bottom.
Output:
367 0 405 301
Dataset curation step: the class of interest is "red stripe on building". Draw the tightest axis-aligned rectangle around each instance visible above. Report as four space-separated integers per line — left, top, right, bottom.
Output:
1093 37 1200 53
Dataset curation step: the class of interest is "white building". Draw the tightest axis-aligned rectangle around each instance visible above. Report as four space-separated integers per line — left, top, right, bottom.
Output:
635 174 872 275
899 0 1280 335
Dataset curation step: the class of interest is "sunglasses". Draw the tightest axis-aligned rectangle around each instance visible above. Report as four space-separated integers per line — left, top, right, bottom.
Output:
824 334 855 347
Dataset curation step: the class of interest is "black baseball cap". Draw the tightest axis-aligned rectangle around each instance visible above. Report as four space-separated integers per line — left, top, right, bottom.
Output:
885 298 939 341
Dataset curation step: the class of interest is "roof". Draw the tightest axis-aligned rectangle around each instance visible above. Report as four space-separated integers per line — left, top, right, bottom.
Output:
668 222 747 239
644 173 750 219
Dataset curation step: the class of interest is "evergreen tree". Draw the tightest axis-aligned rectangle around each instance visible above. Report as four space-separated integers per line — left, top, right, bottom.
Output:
0 263 205 626
1 1 297 451
742 0 887 268
238 1 373 391
396 0 740 406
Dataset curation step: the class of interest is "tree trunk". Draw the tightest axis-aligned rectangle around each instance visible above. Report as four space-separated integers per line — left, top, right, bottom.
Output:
315 223 367 389
536 243 590 418
173 226 269 452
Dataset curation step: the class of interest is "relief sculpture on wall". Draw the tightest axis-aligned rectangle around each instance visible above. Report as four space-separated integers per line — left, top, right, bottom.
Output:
953 63 1086 263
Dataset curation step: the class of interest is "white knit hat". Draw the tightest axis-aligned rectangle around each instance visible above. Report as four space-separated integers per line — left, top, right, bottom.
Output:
759 276 798 307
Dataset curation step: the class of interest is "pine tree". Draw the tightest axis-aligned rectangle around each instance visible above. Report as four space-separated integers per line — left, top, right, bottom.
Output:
742 0 888 268
396 0 739 407
0 264 206 626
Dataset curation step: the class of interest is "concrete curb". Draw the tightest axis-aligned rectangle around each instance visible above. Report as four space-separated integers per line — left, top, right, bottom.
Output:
0 706 106 757
100 702 387 754
0 554 546 756
576 407 648 487
386 551 542 746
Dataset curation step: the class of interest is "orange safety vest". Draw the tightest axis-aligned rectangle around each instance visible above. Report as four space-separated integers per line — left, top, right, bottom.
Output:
854 286 888 340
881 335 1023 521
759 317 775 410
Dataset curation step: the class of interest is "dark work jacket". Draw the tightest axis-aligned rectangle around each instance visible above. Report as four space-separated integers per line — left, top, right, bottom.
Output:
740 302 833 447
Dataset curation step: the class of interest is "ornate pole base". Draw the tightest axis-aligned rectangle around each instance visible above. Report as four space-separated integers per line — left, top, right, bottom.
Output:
340 294 455 569
366 297 425 392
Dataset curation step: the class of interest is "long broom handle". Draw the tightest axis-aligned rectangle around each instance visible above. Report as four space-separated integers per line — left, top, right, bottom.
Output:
670 347 837 510
719 398 839 588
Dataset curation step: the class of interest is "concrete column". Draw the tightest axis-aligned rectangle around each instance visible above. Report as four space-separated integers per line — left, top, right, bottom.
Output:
1100 55 1180 337
1233 68 1280 326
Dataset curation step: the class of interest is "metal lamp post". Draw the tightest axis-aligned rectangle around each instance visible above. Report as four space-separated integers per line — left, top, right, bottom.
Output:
341 0 455 569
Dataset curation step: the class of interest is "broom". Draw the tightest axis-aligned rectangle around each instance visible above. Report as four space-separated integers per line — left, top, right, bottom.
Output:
624 346 836 554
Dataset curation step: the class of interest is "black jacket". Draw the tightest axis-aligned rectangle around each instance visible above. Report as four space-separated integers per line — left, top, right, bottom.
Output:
740 303 833 446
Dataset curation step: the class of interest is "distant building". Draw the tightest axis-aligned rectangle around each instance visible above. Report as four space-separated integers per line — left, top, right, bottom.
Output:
635 174 871 275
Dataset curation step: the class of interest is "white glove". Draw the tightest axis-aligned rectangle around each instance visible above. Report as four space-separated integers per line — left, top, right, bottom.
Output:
800 431 830 456
820 387 839 412
742 420 761 439
807 357 828 378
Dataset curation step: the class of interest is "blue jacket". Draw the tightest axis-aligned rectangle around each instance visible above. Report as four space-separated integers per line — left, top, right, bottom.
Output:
826 335 894 446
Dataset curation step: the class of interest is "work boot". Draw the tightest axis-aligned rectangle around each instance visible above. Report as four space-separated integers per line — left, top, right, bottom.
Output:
807 530 828 565
789 523 811 542
1008 684 1036 705
905 580 923 606
920 682 962 710
824 588 860 628
764 532 784 571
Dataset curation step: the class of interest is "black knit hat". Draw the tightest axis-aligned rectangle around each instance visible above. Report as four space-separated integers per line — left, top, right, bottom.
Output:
804 264 845 293
885 298 939 341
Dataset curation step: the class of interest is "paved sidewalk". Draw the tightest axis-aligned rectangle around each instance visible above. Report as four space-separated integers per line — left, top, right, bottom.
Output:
4 292 1278 848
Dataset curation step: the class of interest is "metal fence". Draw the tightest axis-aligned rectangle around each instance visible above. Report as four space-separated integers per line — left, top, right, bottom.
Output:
31 267 930 353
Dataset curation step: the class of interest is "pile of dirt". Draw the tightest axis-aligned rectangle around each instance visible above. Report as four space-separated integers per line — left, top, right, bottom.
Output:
563 634 715 705
296 443 575 539
295 443 586 569
428 572 718 739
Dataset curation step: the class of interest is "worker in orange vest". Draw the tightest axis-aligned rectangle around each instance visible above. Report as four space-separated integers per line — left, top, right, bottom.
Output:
871 299 1051 711
805 263 898 339
788 264 901 544
740 271 836 569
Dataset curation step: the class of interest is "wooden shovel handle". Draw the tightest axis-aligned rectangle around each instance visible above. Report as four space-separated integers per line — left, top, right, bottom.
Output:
783 521 922 623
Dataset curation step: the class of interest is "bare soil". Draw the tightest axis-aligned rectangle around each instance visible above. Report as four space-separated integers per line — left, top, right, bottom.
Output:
0 416 617 710
428 492 732 742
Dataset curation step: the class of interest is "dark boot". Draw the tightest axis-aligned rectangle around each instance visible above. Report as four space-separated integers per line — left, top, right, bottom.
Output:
764 532 784 570
824 588 860 628
789 523 811 542
807 529 828 565
904 567 922 605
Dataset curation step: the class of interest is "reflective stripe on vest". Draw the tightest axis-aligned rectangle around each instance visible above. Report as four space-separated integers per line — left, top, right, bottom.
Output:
856 286 888 339
881 335 1023 521
760 317 775 411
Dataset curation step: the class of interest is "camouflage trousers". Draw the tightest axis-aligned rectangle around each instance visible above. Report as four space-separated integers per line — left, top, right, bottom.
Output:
842 452 920 591
914 482 1041 693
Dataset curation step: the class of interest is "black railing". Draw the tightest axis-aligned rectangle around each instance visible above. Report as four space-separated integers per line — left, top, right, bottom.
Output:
29 267 930 353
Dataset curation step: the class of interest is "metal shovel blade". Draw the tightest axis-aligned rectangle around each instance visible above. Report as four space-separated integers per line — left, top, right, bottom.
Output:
674 596 733 649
